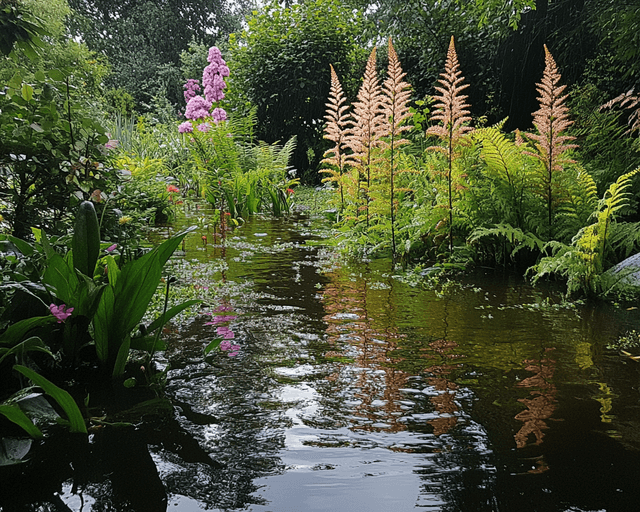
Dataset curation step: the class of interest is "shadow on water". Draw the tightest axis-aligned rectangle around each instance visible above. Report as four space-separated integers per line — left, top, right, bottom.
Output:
3 203 640 511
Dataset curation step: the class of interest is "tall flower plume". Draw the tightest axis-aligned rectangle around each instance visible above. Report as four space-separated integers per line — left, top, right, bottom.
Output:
523 45 577 233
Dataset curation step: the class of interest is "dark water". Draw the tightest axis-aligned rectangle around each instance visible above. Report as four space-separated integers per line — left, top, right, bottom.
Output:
3 204 640 512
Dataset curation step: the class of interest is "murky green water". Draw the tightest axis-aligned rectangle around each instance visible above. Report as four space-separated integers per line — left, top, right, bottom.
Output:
3 202 640 511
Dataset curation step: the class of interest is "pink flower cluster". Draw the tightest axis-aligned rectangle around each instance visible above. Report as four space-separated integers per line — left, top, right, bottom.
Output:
50 303 73 323
183 79 201 103
184 95 212 121
205 305 240 357
203 47 230 103
178 121 193 134
179 47 229 134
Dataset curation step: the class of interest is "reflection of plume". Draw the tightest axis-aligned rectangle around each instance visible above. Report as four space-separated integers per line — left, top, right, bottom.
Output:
514 350 557 454
321 269 408 432
424 339 461 436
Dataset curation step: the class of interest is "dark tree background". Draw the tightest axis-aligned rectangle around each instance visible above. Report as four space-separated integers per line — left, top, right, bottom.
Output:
67 0 252 111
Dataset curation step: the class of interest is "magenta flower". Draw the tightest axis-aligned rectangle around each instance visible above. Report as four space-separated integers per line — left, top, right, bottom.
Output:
204 315 237 326
106 244 117 252
216 326 235 339
184 95 212 121
183 78 201 103
178 121 193 133
202 46 228 103
50 304 74 323
197 122 211 133
212 108 227 123
220 339 241 357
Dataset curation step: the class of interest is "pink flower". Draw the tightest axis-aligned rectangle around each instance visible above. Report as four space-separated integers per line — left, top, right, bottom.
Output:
178 121 193 133
184 95 212 120
216 326 235 339
50 304 74 323
212 108 227 123
197 123 211 132
219 339 240 357
183 78 201 103
106 244 117 252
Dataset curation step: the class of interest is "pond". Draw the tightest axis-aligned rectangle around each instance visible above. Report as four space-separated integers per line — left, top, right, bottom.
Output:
2 201 640 512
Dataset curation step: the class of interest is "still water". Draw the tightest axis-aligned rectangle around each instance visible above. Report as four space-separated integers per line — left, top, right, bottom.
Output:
3 204 640 511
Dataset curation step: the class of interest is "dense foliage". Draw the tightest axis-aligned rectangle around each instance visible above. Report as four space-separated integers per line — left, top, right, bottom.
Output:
2 0 640 458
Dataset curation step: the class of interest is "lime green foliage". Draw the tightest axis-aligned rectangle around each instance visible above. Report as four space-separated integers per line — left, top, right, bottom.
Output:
531 167 640 296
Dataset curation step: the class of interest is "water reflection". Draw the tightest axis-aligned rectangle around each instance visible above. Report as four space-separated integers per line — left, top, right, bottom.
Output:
4 208 640 512
514 349 558 455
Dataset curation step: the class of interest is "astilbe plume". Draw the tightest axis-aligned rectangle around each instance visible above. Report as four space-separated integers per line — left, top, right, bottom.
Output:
523 45 577 233
426 36 473 255
321 64 351 211
380 37 413 257
346 47 385 226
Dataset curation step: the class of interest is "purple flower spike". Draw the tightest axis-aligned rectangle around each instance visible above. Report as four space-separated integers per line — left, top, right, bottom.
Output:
50 303 74 323
106 244 117 253
184 95 212 121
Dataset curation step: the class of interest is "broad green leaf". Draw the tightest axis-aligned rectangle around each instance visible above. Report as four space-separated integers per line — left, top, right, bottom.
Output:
42 252 79 305
112 335 131 378
21 84 33 102
0 316 55 346
204 337 222 356
111 227 195 341
47 69 65 81
146 299 201 334
0 336 53 365
93 284 115 362
0 404 42 439
13 365 86 434
1 235 35 256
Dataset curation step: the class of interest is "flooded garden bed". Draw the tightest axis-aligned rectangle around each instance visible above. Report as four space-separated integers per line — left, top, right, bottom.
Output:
2 202 640 512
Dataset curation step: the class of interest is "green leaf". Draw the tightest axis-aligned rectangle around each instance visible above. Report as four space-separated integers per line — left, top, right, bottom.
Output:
123 377 136 388
21 84 33 102
204 337 222 356
145 299 201 334
0 404 42 439
42 252 79 305
0 336 53 366
47 69 65 81
12 365 86 434
0 316 55 346
112 335 131 378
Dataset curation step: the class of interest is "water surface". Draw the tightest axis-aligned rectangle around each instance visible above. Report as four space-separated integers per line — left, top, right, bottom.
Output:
3 204 640 512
